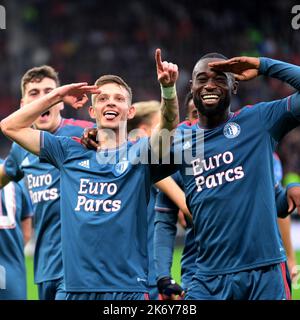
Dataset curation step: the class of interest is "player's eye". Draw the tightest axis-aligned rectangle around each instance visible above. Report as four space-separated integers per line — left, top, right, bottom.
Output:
215 76 227 83
196 77 207 84
116 96 125 102
98 96 108 102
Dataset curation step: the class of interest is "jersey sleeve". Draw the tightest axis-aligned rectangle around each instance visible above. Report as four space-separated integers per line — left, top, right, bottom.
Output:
257 96 300 142
149 141 180 183
39 131 70 168
154 207 178 280
275 184 289 218
130 136 178 183
154 171 181 280
257 58 300 141
3 142 24 182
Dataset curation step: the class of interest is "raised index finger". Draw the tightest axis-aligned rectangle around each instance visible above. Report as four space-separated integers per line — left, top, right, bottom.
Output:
155 48 164 71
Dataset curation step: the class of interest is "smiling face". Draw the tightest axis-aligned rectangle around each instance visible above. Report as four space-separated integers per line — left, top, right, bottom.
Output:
21 77 63 132
90 82 135 132
191 58 237 117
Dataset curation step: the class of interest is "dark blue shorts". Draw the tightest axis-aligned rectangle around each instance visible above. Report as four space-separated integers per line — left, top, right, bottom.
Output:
38 277 66 300
185 262 291 300
65 292 150 300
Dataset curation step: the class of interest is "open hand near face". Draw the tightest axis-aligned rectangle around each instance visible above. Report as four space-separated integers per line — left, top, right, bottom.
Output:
55 83 101 109
208 56 260 81
155 48 178 87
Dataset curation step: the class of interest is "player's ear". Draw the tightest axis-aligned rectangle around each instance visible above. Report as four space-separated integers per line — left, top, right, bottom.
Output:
127 105 136 120
232 80 238 95
189 79 193 93
89 105 96 119
20 99 24 108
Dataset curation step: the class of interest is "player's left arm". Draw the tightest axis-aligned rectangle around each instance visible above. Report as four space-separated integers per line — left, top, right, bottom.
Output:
154 202 184 300
150 49 179 159
209 57 300 139
209 56 300 109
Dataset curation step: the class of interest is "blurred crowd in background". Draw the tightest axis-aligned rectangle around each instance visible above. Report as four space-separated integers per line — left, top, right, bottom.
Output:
0 0 300 181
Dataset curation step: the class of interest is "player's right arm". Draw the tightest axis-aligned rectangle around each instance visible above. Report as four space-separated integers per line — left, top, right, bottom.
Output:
0 83 100 155
150 49 179 160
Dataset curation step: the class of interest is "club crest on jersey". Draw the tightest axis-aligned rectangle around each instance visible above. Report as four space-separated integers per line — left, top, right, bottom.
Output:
114 160 129 175
223 122 240 139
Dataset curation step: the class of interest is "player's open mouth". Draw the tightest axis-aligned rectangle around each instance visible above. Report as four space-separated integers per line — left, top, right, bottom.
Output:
201 94 220 104
103 110 119 120
41 111 50 117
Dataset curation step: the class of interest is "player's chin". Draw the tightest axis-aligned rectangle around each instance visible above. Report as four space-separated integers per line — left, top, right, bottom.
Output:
201 100 220 109
33 121 52 131
100 121 120 130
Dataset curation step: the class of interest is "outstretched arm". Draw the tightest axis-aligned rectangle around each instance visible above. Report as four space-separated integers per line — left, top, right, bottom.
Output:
209 56 300 126
209 56 300 90
1 83 100 155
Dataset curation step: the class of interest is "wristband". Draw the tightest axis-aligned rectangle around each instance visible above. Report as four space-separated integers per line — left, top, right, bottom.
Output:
161 85 177 100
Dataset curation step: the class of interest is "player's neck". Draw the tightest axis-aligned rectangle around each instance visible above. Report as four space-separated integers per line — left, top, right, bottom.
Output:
97 128 127 150
198 109 231 129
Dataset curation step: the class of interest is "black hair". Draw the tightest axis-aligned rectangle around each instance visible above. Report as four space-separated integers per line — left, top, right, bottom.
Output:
192 52 234 83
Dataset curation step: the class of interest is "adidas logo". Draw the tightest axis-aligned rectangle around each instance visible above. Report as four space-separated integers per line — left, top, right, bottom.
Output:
78 160 90 169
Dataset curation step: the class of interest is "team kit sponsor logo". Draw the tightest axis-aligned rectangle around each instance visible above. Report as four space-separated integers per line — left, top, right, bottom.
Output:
26 173 59 203
75 178 121 213
191 151 245 192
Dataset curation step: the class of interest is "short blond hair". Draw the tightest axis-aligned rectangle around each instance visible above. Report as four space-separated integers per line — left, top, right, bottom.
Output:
21 65 60 97
127 100 160 132
93 74 132 105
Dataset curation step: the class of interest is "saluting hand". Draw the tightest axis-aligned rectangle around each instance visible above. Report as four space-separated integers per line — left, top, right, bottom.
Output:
55 83 101 109
208 56 260 81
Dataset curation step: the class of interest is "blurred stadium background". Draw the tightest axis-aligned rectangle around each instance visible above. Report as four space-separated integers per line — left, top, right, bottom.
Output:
1 0 300 299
